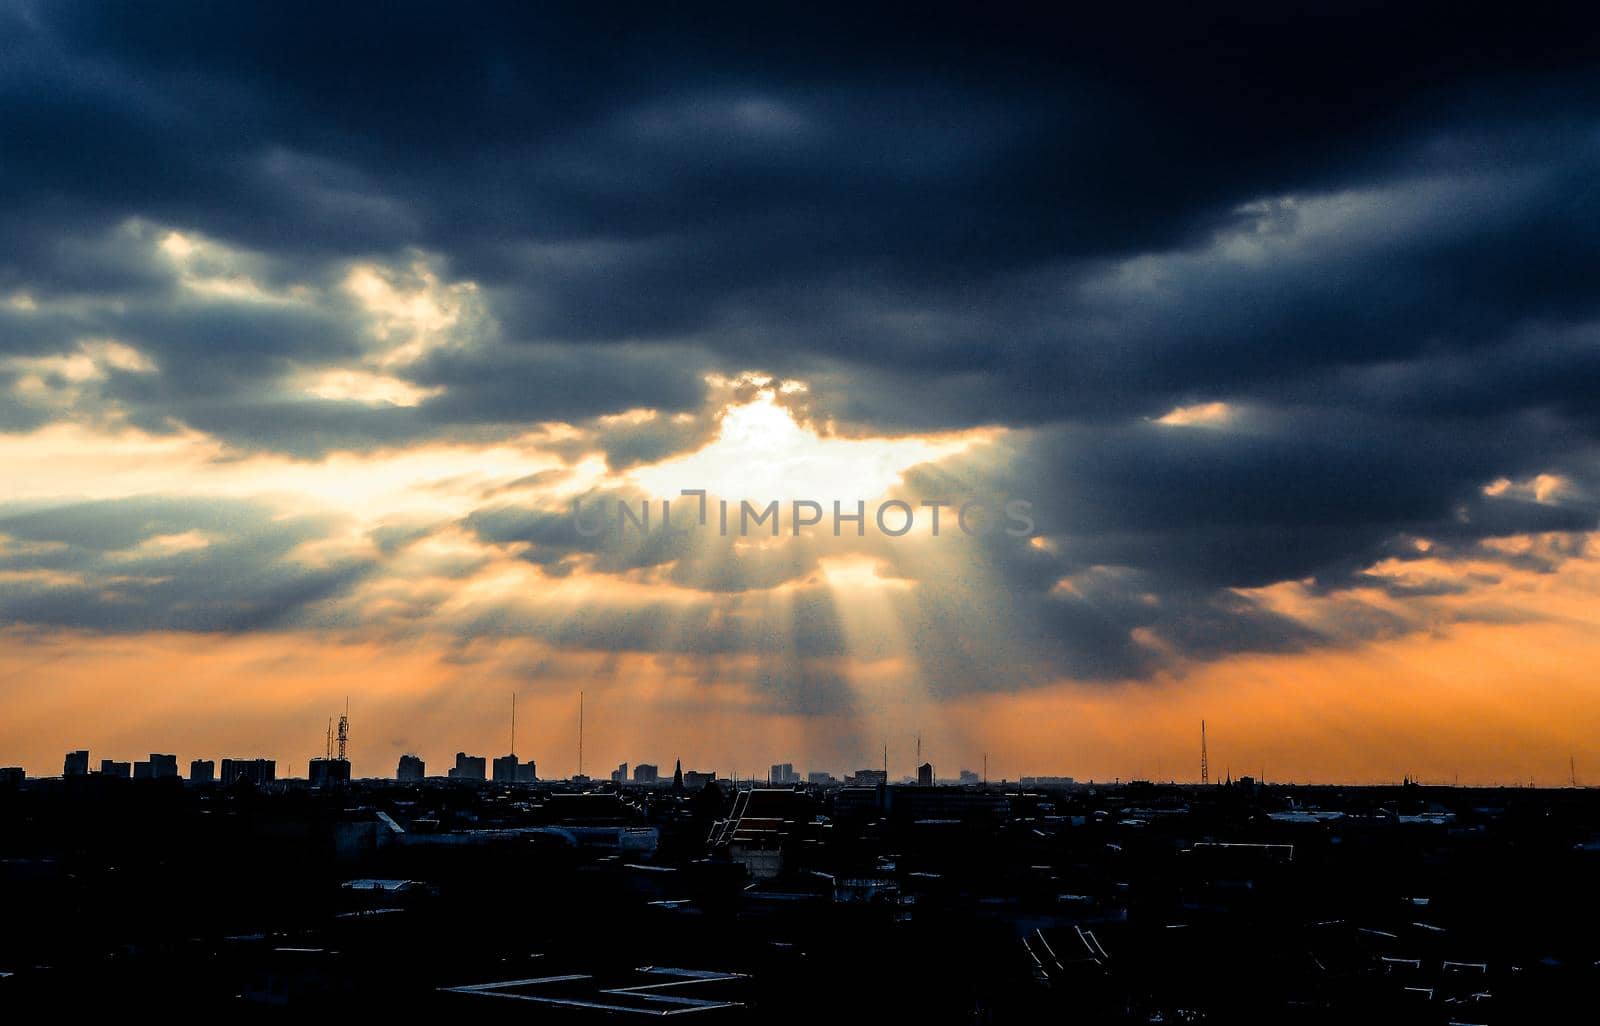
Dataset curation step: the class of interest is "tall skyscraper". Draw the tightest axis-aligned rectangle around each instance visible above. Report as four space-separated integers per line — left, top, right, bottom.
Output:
136 753 178 780
493 753 529 783
396 754 425 781
448 752 486 781
309 756 352 787
63 750 89 777
219 758 275 786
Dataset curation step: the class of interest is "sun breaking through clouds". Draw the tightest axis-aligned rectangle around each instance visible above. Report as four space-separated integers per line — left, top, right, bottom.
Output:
2 3 1600 783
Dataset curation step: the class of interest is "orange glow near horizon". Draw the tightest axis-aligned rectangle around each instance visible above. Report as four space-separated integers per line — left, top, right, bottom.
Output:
3 594 1598 785
2 363 1597 786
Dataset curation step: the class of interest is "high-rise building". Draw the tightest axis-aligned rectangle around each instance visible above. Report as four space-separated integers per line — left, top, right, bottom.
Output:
958 769 980 785
846 769 887 787
0 766 23 787
769 763 798 785
220 758 276 786
807 771 836 785
396 754 425 781
100 759 131 778
917 762 934 786
516 759 537 782
448 752 486 781
309 757 351 787
633 763 659 785
190 759 215 783
683 770 716 791
63 750 89 777
493 753 536 784
135 753 178 780
610 762 629 784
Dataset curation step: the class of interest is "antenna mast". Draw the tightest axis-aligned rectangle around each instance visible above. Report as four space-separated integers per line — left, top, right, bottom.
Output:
1200 720 1209 786
336 698 349 762
578 690 584 778
511 692 516 757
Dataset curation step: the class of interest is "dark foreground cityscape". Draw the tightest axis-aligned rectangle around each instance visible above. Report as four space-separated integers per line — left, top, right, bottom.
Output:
3 750 1599 1022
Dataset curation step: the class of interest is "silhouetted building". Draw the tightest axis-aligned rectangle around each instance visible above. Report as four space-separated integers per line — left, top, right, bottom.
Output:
917 762 934 786
220 758 276 786
134 753 178 780
99 759 131 778
396 754 425 781
517 759 537 782
63 749 89 777
673 759 684 792
190 759 215 783
493 754 535 783
309 757 351 787
846 769 887 787
448 752 486 781
769 763 798 785
808 771 836 785
0 766 22 787
634 763 659 784
683 770 716 791
610 762 629 783
959 769 980 785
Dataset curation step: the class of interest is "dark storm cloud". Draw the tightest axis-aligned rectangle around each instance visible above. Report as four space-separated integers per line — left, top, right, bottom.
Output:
0 497 377 632
878 415 1600 690
3 2 1600 682
6 3 1600 435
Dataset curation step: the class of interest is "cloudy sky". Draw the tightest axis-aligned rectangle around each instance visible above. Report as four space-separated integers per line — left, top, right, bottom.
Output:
3 3 1600 782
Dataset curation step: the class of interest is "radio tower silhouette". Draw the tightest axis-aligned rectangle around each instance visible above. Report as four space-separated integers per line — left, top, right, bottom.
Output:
336 699 349 762
1200 720 1210 786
